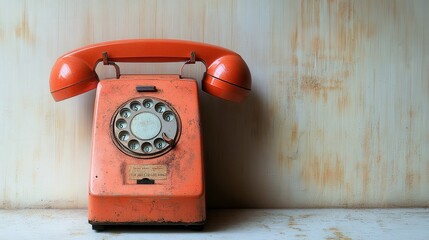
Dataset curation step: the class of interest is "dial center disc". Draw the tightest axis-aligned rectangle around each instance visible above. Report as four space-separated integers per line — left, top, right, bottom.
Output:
130 112 161 140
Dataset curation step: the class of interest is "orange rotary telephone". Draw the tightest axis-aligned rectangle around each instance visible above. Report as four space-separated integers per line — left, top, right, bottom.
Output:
50 39 251 230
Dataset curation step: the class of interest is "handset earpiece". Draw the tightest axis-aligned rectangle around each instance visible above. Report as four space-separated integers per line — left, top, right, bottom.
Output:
202 54 251 102
50 56 99 102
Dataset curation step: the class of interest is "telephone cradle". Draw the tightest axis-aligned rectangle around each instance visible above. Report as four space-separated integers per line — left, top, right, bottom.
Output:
49 39 251 230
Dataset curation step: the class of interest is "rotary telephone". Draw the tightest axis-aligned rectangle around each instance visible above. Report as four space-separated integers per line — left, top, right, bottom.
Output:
50 39 251 230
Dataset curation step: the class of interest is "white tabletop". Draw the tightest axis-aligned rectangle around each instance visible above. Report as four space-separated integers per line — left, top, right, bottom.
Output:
0 208 428 240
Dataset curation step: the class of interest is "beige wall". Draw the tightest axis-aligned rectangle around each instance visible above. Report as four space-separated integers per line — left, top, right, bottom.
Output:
1 0 428 208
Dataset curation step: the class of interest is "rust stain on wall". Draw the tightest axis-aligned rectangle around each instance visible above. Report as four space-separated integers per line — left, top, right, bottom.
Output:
301 156 345 187
295 0 375 107
301 76 343 93
360 121 386 199
296 0 381 192
332 0 375 60
362 126 371 159
300 0 320 40
15 7 35 43
311 36 324 59
337 94 349 112
291 123 298 143
271 69 300 172
405 172 414 190
404 105 421 192
406 172 421 191
408 107 415 119
358 162 370 198
291 25 299 65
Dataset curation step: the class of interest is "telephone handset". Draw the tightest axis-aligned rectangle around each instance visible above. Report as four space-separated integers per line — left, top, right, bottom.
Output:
50 39 251 102
50 40 251 230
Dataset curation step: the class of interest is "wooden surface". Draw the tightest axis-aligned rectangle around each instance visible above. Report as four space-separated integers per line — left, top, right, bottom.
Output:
0 0 428 208
0 209 428 239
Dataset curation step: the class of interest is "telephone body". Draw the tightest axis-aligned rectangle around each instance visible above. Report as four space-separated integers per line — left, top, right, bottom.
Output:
50 39 251 230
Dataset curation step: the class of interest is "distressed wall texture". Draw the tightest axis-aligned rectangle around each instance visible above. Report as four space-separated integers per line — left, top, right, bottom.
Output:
0 0 428 208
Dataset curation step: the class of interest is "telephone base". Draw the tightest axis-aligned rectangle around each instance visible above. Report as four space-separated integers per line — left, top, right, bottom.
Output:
88 194 206 229
88 76 206 230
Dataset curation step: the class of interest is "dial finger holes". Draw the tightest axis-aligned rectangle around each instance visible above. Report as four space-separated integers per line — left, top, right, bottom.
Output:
118 131 130 141
163 111 175 122
116 119 127 129
128 140 139 150
113 97 180 158
142 142 153 153
120 108 131 118
155 103 166 113
154 138 167 149
143 99 154 108
130 101 142 111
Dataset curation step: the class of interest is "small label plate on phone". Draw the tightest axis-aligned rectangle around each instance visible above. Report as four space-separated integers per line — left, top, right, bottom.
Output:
128 164 167 180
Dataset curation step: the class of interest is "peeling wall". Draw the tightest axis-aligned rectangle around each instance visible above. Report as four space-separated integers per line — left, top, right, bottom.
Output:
0 0 428 208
